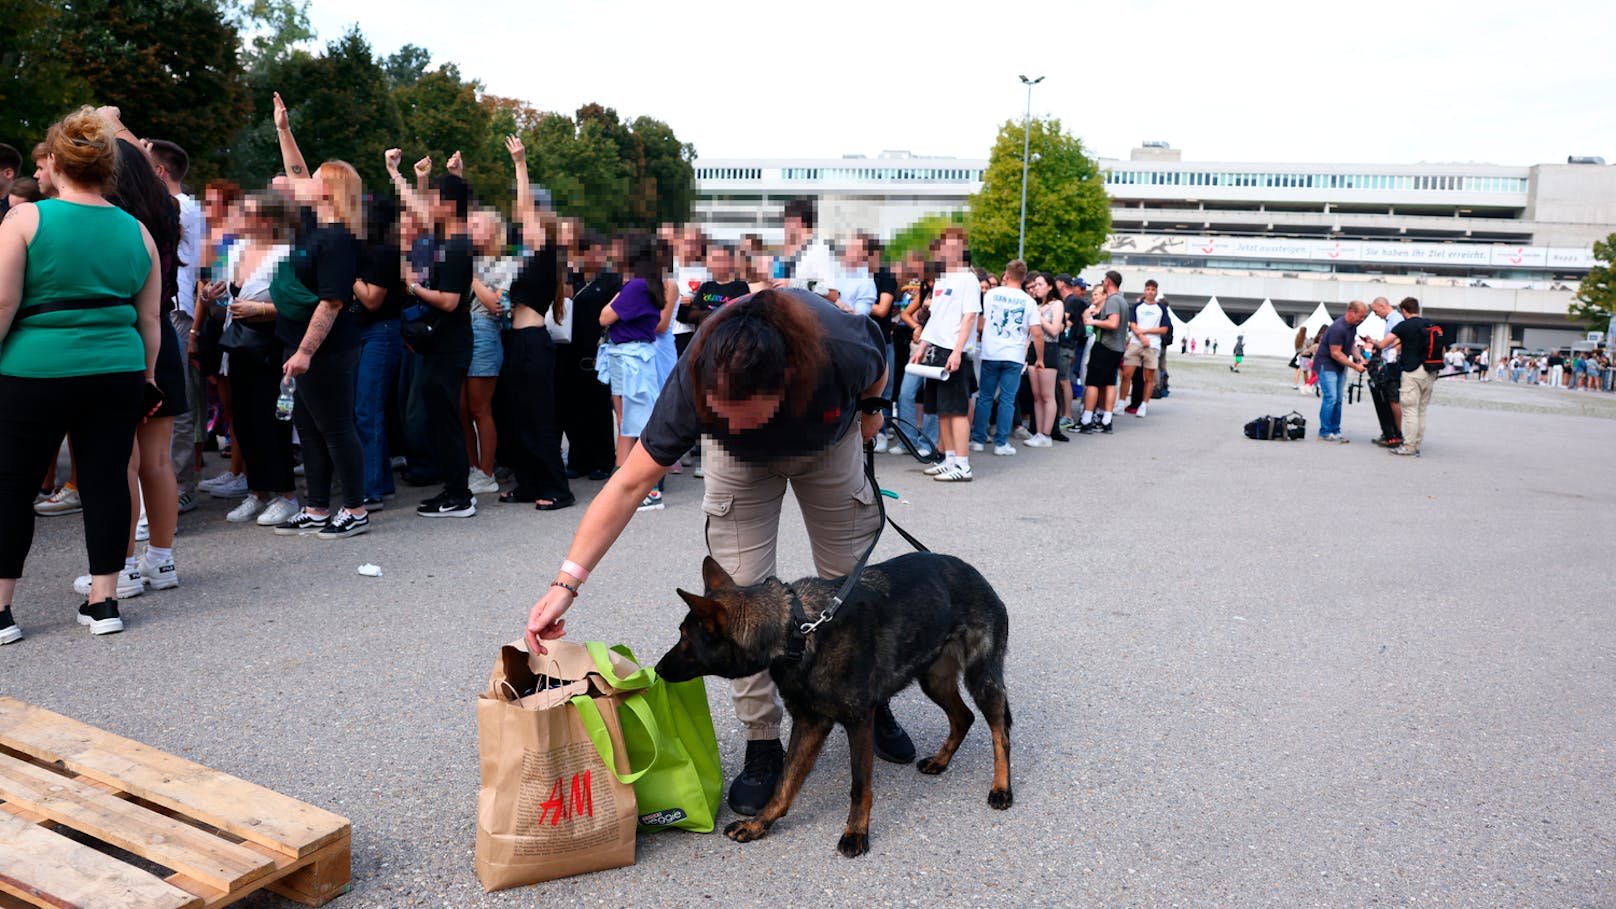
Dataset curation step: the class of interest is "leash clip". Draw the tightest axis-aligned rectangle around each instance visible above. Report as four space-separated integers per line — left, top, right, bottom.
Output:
799 596 844 636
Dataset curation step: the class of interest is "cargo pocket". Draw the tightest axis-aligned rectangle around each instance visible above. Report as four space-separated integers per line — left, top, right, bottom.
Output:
701 492 735 564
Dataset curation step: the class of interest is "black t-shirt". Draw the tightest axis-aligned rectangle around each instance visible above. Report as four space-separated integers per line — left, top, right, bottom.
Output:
871 267 898 344
639 289 886 466
354 240 404 327
1061 293 1085 347
278 214 359 352
567 270 622 351
509 242 561 315
425 233 474 353
682 278 751 327
1390 316 1442 372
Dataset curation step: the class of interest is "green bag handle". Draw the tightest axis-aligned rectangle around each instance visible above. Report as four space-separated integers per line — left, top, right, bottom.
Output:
571 692 660 785
586 641 656 691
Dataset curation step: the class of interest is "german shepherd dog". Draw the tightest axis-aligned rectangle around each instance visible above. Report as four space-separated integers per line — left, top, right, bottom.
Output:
655 552 1012 857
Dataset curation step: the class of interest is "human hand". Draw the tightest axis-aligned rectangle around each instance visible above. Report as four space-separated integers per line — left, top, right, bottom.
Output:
228 300 257 319
199 280 227 303
770 278 791 290
946 350 962 373
283 350 311 378
860 411 882 443
95 106 124 130
272 92 290 131
504 135 525 164
384 148 403 176
908 346 924 365
525 586 574 655
446 150 463 176
413 156 432 180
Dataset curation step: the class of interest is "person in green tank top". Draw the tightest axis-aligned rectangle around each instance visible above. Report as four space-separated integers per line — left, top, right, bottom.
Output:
0 107 164 643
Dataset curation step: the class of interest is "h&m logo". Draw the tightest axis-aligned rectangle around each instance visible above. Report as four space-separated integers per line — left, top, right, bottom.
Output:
537 770 594 826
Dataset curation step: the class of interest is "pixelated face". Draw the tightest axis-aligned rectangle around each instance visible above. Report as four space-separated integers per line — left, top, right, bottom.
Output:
705 391 785 432
705 245 731 276
939 233 964 264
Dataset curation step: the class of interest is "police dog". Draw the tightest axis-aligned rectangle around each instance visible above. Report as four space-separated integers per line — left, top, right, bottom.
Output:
655 552 1012 858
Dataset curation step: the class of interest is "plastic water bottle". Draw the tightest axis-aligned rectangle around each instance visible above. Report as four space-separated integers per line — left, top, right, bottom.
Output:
276 376 296 422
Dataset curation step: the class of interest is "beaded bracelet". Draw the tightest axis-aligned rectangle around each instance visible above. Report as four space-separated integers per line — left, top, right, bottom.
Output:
550 580 580 596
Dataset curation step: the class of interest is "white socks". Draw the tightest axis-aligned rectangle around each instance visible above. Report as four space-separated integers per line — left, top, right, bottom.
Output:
1100 411 1113 425
146 546 172 562
1081 410 1094 425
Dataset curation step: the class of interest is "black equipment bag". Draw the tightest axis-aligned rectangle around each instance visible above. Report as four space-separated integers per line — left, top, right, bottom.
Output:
1243 411 1306 441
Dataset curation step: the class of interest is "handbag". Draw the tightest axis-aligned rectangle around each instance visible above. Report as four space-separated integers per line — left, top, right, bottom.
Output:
218 318 277 366
575 642 723 833
400 302 440 352
474 640 640 891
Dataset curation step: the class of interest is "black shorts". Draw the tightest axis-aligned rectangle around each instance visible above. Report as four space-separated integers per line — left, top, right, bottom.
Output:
151 311 190 418
919 345 977 416
1085 344 1123 388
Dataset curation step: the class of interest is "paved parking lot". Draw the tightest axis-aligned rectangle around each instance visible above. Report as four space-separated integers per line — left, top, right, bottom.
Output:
5 355 1612 907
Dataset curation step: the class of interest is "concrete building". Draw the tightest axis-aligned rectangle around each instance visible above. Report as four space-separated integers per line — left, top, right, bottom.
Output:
690 146 1616 354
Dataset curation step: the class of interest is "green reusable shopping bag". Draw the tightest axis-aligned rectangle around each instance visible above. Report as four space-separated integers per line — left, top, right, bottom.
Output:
573 642 723 833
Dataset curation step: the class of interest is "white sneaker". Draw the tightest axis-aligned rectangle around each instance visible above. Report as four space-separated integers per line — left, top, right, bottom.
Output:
256 496 301 527
199 470 237 492
74 566 144 600
137 551 179 590
923 459 952 476
34 486 82 516
993 443 1017 456
637 490 665 512
227 495 266 523
969 441 985 452
1024 434 1053 448
872 432 889 453
692 464 704 478
1135 402 1148 418
205 472 249 498
468 468 500 494
1012 426 1033 441
932 463 973 482
135 519 149 542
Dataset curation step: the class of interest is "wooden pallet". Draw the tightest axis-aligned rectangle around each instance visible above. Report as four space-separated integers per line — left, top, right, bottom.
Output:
0 697 351 909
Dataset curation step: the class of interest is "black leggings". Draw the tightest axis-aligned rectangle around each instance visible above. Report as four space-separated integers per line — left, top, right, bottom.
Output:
0 372 143 578
422 346 472 499
291 346 364 510
554 344 614 475
498 328 572 501
229 351 295 494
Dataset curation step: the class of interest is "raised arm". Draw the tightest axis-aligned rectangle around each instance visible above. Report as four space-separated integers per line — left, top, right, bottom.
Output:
384 148 434 227
271 93 312 187
504 136 546 247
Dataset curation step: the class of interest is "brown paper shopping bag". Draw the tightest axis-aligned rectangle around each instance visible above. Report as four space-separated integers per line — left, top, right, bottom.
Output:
474 640 640 890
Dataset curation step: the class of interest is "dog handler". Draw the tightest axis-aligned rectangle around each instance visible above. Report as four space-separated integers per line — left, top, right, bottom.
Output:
525 287 915 815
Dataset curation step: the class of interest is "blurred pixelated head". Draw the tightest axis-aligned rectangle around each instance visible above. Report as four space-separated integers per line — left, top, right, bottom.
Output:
688 288 828 431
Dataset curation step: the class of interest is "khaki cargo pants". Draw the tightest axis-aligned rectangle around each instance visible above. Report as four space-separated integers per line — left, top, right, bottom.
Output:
699 427 881 741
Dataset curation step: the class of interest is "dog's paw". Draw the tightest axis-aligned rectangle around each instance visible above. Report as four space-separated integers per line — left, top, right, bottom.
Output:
987 786 1014 810
836 830 870 858
725 819 769 843
916 756 948 775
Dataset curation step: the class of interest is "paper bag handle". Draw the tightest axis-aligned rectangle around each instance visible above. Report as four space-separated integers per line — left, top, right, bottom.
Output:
571 693 660 785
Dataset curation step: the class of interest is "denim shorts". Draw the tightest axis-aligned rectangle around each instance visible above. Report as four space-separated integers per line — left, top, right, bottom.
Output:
469 314 504 378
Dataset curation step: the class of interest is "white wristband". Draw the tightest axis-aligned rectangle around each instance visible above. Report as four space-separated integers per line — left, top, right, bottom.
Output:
560 560 589 584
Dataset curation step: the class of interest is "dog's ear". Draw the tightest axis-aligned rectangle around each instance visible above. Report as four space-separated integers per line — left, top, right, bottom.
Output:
701 556 737 593
677 588 729 634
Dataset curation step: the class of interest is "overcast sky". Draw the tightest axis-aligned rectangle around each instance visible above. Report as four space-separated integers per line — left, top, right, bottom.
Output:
303 0 1614 167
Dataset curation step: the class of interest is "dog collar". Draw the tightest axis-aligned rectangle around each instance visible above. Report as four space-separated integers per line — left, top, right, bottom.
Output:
781 583 815 664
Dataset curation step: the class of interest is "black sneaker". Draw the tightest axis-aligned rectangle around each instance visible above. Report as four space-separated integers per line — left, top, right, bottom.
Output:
727 739 784 816
417 494 476 518
317 510 370 539
1099 421 1115 434
273 510 329 536
873 702 915 764
0 606 22 645
362 497 386 511
77 599 123 635
1050 428 1070 443
1078 421 1098 435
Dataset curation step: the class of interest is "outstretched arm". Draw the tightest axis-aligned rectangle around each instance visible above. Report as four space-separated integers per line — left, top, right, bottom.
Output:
384 148 435 227
272 93 313 189
504 136 547 248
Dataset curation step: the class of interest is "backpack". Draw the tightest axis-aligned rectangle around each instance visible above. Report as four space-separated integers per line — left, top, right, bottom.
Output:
1405 317 1444 372
1244 411 1306 440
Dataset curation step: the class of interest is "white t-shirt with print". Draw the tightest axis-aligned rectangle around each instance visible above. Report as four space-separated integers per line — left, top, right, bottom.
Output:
919 269 983 352
670 264 710 336
979 287 1039 363
1130 301 1163 349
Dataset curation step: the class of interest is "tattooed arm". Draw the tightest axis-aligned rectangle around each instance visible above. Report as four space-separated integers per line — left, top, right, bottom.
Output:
272 92 313 187
281 299 341 378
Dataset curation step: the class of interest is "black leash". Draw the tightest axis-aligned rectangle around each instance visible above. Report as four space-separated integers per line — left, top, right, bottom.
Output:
781 432 930 662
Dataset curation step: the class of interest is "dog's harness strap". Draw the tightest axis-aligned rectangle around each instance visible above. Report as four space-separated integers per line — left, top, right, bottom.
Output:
785 442 929 659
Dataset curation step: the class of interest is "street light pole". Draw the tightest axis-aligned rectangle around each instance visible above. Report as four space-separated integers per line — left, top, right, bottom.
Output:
1017 75 1044 262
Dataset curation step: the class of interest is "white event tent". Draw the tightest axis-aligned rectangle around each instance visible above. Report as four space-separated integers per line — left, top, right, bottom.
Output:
1236 299 1298 357
1300 303 1333 338
1182 297 1241 352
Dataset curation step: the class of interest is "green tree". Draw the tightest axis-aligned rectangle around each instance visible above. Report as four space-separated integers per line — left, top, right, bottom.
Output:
966 116 1110 274
885 211 967 263
54 0 251 184
384 44 432 89
631 115 697 227
234 28 403 192
0 0 90 147
1569 233 1616 333
520 104 695 233
228 0 315 76
391 64 504 208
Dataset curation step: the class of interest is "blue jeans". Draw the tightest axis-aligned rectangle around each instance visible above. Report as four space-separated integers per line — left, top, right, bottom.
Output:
896 369 938 452
971 359 1022 445
355 320 403 500
1317 369 1345 436
881 342 895 423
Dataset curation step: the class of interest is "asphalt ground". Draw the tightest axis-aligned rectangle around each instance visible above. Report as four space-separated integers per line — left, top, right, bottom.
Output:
4 354 1613 908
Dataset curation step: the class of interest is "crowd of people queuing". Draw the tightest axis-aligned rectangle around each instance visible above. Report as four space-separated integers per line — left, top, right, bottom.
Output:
0 100 1175 643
